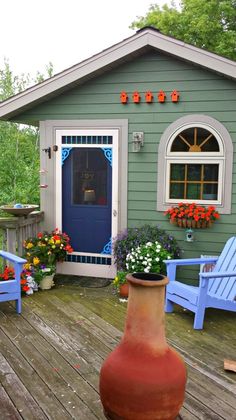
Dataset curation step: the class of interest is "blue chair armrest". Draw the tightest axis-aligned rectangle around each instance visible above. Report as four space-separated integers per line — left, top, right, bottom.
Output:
0 250 27 264
200 271 236 279
164 257 218 266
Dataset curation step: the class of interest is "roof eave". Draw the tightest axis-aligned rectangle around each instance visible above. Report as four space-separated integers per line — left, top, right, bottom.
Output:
0 28 235 120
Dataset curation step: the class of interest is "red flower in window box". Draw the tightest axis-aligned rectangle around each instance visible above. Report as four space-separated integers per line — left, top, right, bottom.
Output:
164 203 220 228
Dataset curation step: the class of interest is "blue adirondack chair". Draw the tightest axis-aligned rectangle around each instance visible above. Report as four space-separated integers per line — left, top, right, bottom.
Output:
0 250 27 313
165 237 236 329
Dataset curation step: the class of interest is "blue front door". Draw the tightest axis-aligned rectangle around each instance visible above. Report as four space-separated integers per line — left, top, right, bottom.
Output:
62 145 112 254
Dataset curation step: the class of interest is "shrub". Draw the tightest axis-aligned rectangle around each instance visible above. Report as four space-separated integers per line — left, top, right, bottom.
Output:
113 225 180 271
126 241 172 274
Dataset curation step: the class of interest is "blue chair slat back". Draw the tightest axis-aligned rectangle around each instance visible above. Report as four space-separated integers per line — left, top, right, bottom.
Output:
208 237 236 300
165 236 236 329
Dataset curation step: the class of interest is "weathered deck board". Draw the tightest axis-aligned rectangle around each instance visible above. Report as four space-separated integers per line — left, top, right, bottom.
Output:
0 381 22 420
0 281 236 419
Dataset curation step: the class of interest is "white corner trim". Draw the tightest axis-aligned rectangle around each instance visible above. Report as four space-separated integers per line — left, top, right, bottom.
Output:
1 29 236 120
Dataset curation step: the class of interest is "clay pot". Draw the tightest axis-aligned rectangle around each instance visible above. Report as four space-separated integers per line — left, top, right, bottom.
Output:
119 282 129 298
100 272 187 420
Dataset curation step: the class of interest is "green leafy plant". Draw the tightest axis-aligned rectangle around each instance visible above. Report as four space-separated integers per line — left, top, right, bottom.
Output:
112 271 128 289
113 225 180 271
126 241 172 274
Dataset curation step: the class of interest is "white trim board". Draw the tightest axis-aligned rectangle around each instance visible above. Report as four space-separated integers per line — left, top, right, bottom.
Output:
1 27 236 121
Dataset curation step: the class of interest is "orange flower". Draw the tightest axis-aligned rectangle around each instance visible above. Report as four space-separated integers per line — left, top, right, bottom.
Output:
164 202 220 225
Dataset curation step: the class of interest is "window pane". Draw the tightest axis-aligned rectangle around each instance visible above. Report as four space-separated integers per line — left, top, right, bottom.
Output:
204 164 218 181
73 148 108 205
186 184 201 199
188 165 201 181
171 127 219 152
171 136 190 152
203 184 218 200
170 183 184 199
170 164 185 180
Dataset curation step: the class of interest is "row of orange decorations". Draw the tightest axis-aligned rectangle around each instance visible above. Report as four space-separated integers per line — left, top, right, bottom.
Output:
120 90 179 104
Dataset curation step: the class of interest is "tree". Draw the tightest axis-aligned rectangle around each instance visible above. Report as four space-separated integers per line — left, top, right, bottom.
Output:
0 60 53 206
131 0 236 60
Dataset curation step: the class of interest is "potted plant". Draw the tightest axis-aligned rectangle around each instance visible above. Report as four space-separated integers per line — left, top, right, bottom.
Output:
113 224 180 271
23 229 73 289
112 271 129 298
164 202 220 228
33 265 56 290
0 265 38 295
125 241 173 275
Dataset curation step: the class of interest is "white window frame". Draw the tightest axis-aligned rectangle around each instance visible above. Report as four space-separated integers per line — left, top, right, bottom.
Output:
166 158 224 205
157 115 233 214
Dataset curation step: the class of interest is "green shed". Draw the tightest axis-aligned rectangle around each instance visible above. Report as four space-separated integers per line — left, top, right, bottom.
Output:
0 27 236 278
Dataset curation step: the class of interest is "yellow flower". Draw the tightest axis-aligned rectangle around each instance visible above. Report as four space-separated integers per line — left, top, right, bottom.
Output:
26 242 33 249
113 276 119 286
49 238 54 244
33 257 40 265
55 239 61 244
27 252 31 257
24 263 31 270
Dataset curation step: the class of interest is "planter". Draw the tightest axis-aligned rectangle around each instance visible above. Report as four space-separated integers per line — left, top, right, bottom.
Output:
172 218 213 228
39 275 55 290
100 272 187 420
119 282 129 298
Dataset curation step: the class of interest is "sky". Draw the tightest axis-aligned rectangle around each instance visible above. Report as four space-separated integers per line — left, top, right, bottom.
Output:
0 0 172 78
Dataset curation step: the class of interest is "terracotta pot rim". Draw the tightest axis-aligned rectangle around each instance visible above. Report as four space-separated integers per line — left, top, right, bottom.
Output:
126 272 168 287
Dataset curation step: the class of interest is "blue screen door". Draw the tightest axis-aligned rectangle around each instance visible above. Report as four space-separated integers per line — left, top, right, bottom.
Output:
62 146 112 254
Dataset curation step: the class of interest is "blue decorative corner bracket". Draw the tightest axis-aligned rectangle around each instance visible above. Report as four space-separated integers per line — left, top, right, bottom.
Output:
62 147 72 165
101 238 112 255
102 148 112 167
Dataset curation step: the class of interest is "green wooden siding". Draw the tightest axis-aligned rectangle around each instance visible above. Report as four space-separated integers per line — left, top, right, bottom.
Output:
14 51 236 276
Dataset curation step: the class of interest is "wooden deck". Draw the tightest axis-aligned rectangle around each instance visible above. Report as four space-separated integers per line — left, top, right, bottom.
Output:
0 278 236 419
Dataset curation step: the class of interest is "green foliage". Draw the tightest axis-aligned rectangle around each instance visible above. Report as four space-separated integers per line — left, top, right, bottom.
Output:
131 0 236 60
0 60 54 206
113 224 180 271
0 122 40 204
112 271 128 288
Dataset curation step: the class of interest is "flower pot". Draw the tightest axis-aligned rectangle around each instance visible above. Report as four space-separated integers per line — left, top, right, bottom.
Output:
39 275 55 290
100 272 187 420
119 282 129 298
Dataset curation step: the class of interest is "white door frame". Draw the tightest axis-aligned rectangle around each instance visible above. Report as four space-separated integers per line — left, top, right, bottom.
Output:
55 128 119 278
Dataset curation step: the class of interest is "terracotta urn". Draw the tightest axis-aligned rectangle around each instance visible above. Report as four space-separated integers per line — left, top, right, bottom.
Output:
100 272 187 420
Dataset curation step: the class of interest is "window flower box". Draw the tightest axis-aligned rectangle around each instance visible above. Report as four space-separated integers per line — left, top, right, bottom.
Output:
165 203 220 228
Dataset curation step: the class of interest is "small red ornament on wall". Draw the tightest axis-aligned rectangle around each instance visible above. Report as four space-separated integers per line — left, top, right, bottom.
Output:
132 91 141 103
145 91 153 103
158 90 166 103
120 91 128 104
171 90 180 102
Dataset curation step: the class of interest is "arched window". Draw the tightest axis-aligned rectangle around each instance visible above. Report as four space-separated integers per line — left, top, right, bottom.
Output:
157 115 233 214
